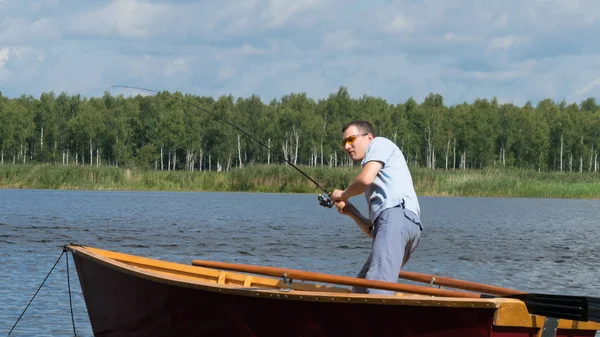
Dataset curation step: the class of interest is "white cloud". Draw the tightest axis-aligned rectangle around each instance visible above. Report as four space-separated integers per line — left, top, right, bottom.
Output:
70 0 170 39
217 65 235 82
488 36 517 51
1 0 600 106
443 33 475 43
0 48 8 82
29 0 60 12
0 48 9 69
264 0 321 27
0 46 46 84
0 17 61 44
322 30 359 52
238 43 275 56
470 70 526 81
388 14 414 32
164 57 190 77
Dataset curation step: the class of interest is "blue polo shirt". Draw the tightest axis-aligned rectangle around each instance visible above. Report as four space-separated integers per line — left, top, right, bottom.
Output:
361 137 420 224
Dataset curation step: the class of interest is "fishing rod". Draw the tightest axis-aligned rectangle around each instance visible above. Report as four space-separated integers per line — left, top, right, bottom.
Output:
111 85 334 208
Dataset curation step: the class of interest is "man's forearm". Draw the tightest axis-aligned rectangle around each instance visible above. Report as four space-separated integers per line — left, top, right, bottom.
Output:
343 203 373 238
352 215 373 238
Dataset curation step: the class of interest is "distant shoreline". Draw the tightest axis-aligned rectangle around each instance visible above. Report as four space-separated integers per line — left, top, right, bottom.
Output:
1 164 599 200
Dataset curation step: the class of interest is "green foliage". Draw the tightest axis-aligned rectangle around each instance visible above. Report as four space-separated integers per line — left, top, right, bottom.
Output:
0 88 599 176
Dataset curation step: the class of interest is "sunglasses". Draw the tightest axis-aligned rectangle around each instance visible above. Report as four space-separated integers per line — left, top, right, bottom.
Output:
341 133 368 147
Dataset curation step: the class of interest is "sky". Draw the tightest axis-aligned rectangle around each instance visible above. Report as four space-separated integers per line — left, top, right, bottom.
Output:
1 0 600 107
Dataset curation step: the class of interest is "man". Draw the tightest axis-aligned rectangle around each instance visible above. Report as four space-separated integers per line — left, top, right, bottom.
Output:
331 120 423 295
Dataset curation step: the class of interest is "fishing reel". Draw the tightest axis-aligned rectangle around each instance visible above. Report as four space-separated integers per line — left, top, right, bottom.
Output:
318 192 334 208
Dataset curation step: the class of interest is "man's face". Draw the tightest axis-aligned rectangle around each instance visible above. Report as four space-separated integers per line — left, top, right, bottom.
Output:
342 125 372 161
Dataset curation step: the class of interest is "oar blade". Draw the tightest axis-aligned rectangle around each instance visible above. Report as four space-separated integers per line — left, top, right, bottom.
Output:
507 293 600 323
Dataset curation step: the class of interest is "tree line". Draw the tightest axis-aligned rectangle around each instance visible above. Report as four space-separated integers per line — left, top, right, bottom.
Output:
0 87 599 173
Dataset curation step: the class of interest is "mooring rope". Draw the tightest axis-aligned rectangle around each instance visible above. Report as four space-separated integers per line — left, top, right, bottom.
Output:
66 250 77 336
8 246 77 336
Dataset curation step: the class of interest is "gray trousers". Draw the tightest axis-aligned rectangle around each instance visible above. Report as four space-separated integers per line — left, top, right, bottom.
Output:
352 206 422 294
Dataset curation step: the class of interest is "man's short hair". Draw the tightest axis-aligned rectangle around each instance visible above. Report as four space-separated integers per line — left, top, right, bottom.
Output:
342 120 375 136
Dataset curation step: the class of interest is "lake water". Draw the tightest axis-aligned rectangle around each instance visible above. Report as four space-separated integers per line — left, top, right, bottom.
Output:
1 189 599 336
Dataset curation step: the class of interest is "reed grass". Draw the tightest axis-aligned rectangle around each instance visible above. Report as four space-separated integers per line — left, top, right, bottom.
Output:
0 163 599 199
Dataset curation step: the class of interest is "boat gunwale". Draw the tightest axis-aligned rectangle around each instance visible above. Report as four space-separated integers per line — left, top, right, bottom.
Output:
68 244 501 307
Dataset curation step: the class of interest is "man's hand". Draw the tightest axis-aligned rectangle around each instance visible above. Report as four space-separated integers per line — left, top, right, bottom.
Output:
335 200 349 215
331 189 346 202
335 200 359 217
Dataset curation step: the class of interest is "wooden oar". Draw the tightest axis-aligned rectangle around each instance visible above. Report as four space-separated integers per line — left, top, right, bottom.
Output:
398 270 524 296
398 271 600 322
191 259 600 323
192 259 480 298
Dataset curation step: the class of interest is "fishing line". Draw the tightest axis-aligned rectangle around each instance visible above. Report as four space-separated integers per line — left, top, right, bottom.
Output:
111 85 334 208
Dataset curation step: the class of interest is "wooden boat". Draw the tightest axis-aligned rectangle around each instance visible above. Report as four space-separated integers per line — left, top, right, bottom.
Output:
66 244 600 337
